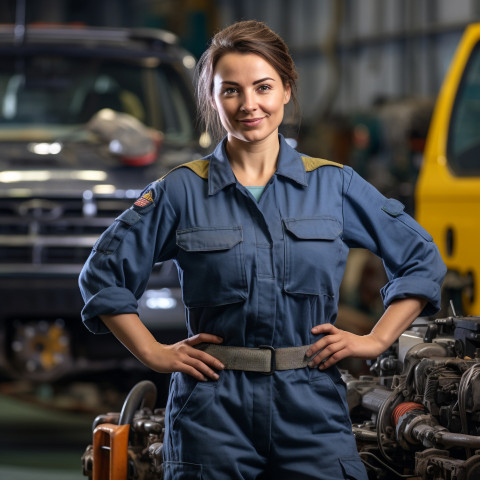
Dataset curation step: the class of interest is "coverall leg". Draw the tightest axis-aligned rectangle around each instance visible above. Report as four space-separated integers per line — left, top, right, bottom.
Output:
163 368 368 479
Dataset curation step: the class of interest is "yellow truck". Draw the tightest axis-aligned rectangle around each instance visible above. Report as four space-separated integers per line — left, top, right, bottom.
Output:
416 24 480 315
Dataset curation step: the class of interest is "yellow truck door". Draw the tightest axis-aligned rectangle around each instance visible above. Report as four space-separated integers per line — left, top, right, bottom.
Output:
416 24 480 315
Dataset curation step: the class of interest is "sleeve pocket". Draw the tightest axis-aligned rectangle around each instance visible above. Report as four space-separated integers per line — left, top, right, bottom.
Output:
94 208 142 254
381 198 405 217
382 198 433 242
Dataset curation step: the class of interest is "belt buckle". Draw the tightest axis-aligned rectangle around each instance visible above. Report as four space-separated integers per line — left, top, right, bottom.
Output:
259 345 276 375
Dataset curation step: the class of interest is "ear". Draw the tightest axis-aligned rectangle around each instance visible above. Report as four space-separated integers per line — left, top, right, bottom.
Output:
283 84 292 104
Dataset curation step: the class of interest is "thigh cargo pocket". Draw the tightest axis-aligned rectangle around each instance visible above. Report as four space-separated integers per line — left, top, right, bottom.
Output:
163 461 203 479
176 226 247 308
283 216 343 297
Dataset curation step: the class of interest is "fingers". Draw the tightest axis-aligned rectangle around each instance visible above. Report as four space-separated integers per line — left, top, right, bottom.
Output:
307 339 345 369
188 333 224 345
180 354 221 382
176 335 225 381
306 324 349 370
305 324 338 358
311 323 337 336
191 348 225 372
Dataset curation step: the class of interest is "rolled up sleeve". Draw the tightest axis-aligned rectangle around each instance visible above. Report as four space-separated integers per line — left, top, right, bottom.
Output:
342 167 446 316
78 181 178 333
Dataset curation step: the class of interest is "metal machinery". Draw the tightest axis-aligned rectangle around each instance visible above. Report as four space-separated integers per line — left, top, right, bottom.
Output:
82 313 480 480
347 312 480 480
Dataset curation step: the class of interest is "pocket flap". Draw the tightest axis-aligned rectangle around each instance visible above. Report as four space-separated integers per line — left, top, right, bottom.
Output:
338 456 367 479
176 226 243 252
283 217 341 240
163 461 202 479
116 208 142 226
381 198 405 217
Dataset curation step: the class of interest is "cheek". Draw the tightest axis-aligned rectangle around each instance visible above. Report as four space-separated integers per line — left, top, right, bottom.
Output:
265 94 287 113
216 100 235 120
270 99 286 116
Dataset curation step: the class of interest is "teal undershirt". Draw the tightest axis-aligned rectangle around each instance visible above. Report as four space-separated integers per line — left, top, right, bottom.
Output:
246 186 265 202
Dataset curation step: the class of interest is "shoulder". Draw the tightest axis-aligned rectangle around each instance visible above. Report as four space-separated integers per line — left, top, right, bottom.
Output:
158 158 210 181
301 156 344 172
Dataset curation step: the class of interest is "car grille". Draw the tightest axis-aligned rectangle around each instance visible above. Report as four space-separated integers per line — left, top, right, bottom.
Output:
0 196 132 275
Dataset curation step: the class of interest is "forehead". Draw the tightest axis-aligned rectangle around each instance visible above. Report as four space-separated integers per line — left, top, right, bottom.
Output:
213 52 280 82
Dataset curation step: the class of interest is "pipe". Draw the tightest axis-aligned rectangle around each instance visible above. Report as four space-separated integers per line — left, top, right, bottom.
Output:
436 431 480 449
352 427 378 442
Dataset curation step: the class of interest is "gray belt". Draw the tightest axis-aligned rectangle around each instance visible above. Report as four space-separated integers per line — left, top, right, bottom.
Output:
195 343 315 375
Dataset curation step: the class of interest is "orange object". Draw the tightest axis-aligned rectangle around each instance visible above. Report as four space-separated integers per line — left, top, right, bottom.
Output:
93 423 130 480
392 402 425 426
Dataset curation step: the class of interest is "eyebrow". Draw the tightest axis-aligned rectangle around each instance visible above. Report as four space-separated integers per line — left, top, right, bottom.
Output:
221 77 275 86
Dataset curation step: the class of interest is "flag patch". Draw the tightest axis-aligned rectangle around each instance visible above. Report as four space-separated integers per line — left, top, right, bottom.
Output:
134 190 154 208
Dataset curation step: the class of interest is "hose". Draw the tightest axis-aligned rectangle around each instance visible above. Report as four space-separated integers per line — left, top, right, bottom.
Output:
458 363 480 457
118 380 157 426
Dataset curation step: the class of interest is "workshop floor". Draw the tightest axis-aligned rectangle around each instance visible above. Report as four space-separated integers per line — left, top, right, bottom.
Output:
0 390 93 480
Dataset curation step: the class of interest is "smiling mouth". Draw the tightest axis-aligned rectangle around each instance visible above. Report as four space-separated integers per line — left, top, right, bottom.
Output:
239 117 264 127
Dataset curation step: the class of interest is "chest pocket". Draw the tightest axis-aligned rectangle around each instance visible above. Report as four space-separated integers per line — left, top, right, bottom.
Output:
283 217 342 297
176 226 247 308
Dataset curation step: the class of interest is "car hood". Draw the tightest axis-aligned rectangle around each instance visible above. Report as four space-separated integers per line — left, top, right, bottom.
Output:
0 140 199 197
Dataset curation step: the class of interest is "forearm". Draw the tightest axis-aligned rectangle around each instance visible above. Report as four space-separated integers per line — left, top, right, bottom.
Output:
307 296 428 369
100 313 224 380
368 297 428 352
100 313 158 366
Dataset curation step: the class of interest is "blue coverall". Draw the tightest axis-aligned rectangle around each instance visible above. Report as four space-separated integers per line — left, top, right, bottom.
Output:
79 135 446 479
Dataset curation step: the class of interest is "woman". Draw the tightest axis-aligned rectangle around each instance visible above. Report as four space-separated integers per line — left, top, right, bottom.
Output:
79 20 446 479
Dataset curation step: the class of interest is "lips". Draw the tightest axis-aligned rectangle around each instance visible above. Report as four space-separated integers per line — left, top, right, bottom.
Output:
239 117 264 127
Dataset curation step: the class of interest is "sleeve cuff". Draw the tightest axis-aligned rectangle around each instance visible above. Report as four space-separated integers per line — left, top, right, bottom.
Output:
81 286 139 334
380 276 442 317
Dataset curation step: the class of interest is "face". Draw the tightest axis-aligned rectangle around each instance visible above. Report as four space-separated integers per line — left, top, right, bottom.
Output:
212 52 291 144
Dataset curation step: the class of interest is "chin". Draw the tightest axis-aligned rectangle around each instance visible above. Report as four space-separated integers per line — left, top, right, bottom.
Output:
238 129 277 144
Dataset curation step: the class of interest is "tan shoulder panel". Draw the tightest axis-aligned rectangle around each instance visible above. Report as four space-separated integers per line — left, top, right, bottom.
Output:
302 156 343 172
158 159 210 181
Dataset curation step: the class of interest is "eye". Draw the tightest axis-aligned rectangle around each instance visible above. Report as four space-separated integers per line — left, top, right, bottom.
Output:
223 87 239 95
257 84 272 92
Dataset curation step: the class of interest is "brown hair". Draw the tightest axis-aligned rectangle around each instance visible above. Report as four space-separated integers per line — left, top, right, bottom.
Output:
194 20 299 142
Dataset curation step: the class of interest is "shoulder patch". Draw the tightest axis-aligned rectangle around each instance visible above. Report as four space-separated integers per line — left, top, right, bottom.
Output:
159 159 210 181
133 189 154 208
302 156 343 172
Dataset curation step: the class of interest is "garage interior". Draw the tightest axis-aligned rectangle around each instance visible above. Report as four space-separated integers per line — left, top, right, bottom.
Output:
1 0 480 479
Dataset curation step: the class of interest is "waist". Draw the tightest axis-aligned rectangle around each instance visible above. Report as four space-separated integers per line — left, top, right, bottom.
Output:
194 343 316 375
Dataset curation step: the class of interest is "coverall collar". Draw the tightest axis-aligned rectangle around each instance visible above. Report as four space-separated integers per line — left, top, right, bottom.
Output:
208 134 307 196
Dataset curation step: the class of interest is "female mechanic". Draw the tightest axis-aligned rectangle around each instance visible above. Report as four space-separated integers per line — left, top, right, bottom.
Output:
79 20 446 480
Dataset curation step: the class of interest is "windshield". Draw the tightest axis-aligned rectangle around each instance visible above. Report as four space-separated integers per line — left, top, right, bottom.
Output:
447 42 480 176
0 55 195 143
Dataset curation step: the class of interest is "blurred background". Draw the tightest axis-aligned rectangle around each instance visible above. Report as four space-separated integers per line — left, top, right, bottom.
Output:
0 0 479 478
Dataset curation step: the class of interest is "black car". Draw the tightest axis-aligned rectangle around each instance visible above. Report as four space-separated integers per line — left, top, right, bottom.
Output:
0 24 210 382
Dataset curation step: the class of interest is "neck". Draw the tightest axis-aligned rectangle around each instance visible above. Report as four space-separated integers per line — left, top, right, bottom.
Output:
226 132 280 186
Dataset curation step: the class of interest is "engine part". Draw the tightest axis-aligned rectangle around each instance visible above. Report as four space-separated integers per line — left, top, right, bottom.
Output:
345 316 480 479
81 316 480 479
82 380 166 480
9 318 72 381
454 317 480 359
416 449 480 480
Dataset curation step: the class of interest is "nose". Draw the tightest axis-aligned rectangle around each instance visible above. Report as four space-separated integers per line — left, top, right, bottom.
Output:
240 91 257 112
